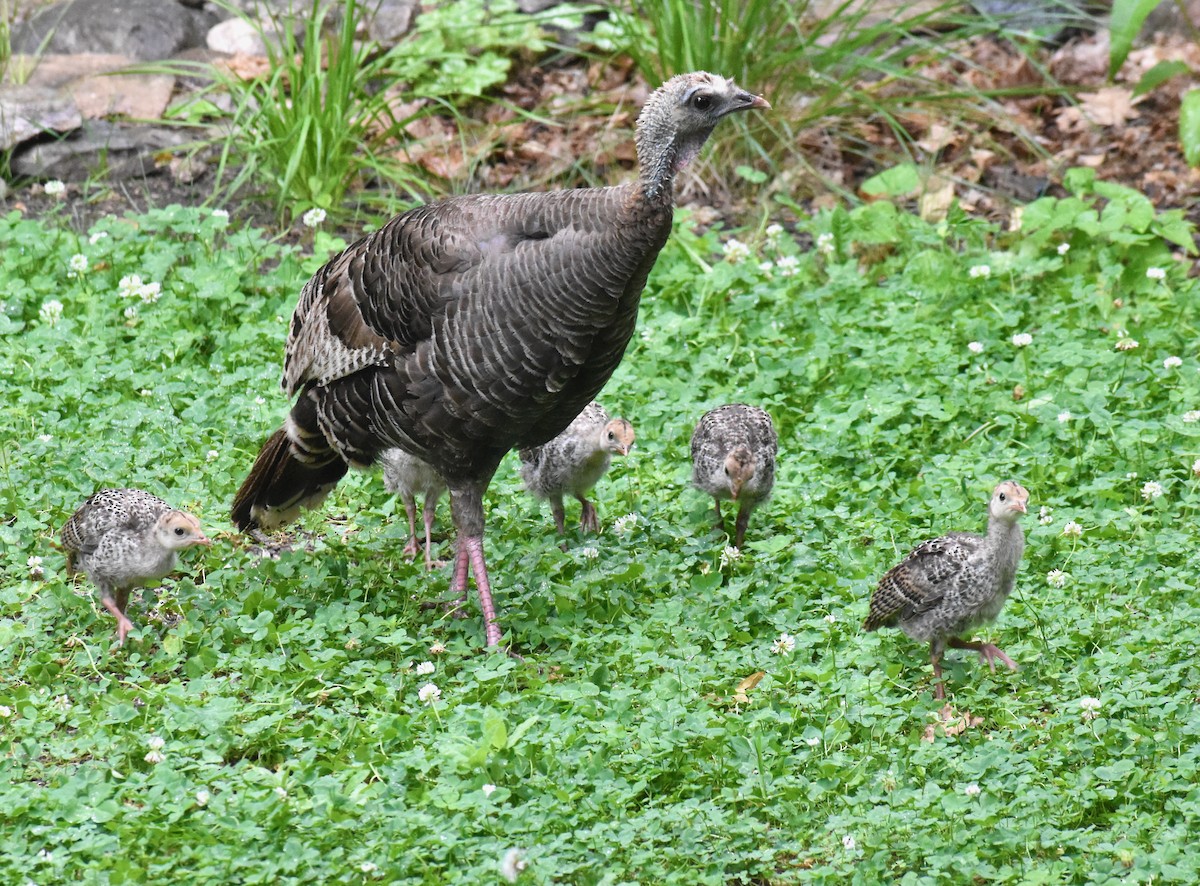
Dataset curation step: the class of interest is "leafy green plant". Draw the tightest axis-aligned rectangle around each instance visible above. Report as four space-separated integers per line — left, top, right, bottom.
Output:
604 0 1063 195
1111 0 1200 166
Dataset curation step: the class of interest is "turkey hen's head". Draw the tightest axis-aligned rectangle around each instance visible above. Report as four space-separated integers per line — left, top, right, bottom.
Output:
723 445 757 500
636 72 769 197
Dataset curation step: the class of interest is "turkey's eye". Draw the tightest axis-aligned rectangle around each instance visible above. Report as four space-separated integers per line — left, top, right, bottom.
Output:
174 526 186 536
723 466 730 476
998 492 1006 501
691 94 713 111
607 431 616 440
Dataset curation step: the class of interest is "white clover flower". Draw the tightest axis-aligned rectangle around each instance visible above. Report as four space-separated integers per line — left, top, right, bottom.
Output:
776 254 800 276
118 274 143 298
28 555 43 569
770 632 796 655
415 661 435 676
613 513 637 534
1115 337 1138 351
44 180 65 197
1057 243 1070 255
359 862 378 874
842 835 857 851
38 849 53 861
88 231 109 245
138 281 162 304
68 254 88 275
37 434 52 443
500 848 527 883
823 613 837 624
1038 506 1053 525
765 223 783 239
722 237 751 263
1080 696 1102 719
28 555 44 579
418 682 441 705
1062 521 1083 538
206 450 219 462
195 789 210 807
1145 267 1166 281
429 642 446 655
39 300 64 326
719 545 741 568
1184 411 1200 423
816 232 835 255
144 750 165 764
53 695 71 710
1141 480 1164 501
1011 332 1032 348
275 786 288 800
1193 458 1200 478
302 207 327 228
147 735 165 751
580 546 599 560
806 735 821 747
482 783 497 797
1057 411 1071 423
1164 356 1183 370
968 264 991 278
964 783 982 797
140 389 153 397
0 705 12 717
211 208 230 225
757 260 774 276
1046 569 1069 589
123 306 138 322
968 341 984 354
254 396 266 406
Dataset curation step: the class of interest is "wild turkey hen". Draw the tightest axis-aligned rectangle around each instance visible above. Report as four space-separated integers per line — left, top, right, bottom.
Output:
863 481 1029 699
231 72 768 647
519 401 634 537
60 488 211 646
381 448 446 571
690 404 777 548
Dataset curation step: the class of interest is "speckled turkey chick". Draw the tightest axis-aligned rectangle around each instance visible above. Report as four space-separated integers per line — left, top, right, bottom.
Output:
60 488 211 646
690 404 777 549
381 449 446 571
231 73 768 647
863 481 1029 699
519 401 634 536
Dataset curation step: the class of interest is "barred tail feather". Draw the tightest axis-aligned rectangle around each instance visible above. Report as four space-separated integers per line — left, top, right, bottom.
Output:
231 427 348 531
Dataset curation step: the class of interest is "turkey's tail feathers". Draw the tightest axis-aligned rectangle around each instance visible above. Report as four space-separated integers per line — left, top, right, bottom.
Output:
231 426 348 532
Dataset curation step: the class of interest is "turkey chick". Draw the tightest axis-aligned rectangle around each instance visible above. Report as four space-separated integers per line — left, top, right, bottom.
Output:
382 449 446 571
690 404 777 548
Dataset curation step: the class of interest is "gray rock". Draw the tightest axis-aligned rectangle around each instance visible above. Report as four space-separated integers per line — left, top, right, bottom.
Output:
368 0 420 44
9 120 195 181
206 16 271 55
0 84 82 152
516 0 563 12
12 0 216 62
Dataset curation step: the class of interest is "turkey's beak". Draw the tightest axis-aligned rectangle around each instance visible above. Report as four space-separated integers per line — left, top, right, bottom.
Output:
1011 501 1027 515
195 534 214 547
730 481 743 500
619 442 633 457
726 91 770 116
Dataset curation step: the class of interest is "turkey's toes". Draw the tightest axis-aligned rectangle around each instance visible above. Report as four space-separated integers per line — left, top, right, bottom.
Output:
978 644 1018 672
579 502 600 534
424 558 448 572
115 616 134 647
402 536 419 560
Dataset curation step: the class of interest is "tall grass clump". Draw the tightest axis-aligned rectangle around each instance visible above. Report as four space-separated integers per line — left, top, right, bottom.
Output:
168 0 548 221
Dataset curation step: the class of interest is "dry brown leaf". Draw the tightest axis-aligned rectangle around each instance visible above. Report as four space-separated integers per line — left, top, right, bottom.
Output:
1078 87 1143 128
732 671 766 705
919 175 955 223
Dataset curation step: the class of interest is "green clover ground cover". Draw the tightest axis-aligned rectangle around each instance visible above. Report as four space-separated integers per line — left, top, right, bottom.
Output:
2 178 1199 883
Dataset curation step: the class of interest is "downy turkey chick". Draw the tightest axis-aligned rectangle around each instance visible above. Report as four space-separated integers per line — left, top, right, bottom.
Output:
382 448 446 571
690 404 777 548
231 73 768 648
863 480 1028 699
60 488 211 646
519 401 635 536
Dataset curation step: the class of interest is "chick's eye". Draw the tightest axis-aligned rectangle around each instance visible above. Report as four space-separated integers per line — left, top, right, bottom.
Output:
692 94 712 111
608 431 616 440
174 526 186 536
998 492 1006 501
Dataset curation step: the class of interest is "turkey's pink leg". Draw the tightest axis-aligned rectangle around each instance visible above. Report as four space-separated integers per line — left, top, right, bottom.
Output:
100 595 134 647
578 497 599 534
930 644 946 700
464 535 502 647
401 495 419 560
421 540 467 617
950 638 1018 672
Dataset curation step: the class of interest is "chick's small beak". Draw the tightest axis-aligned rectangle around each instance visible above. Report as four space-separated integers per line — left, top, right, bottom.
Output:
1012 501 1027 514
196 534 214 547
747 94 771 111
